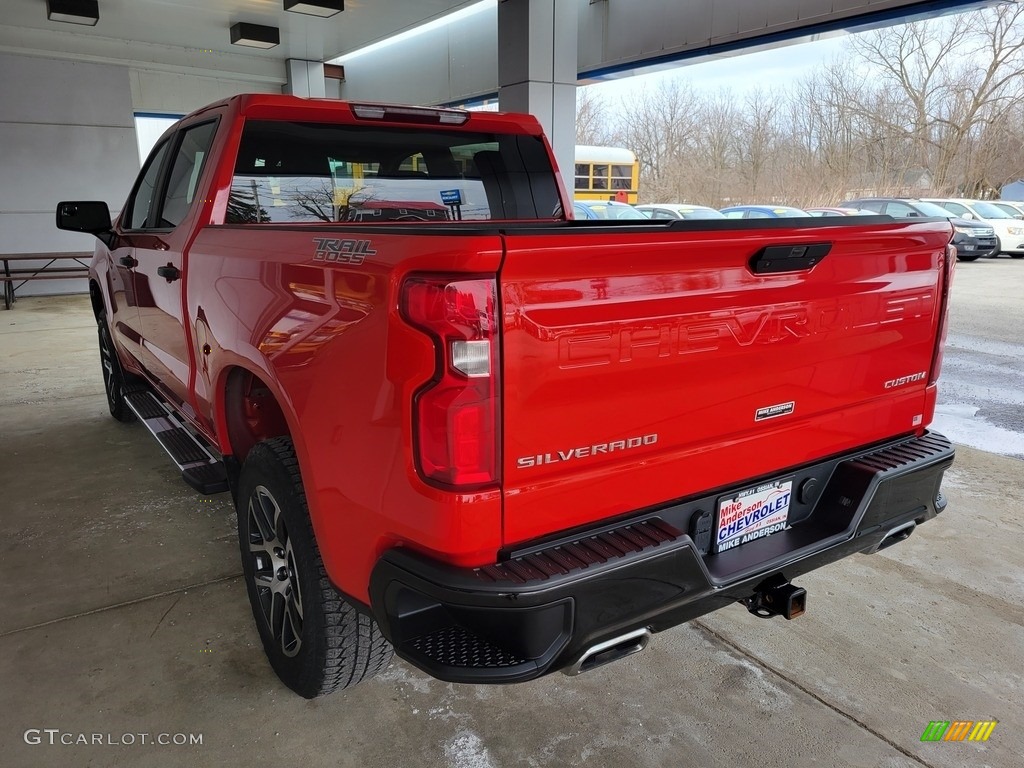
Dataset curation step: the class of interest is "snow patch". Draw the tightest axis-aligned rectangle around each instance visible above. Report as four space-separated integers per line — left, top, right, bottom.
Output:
444 730 496 768
932 405 1024 459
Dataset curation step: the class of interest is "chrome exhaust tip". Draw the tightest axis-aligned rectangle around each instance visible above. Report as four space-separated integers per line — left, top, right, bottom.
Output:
870 521 917 553
562 628 652 676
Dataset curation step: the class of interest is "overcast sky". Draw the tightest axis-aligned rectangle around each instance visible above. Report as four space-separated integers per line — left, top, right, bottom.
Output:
583 32 853 100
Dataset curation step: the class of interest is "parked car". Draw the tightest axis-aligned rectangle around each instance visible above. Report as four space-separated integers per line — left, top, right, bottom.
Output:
806 207 876 216
991 201 1024 219
719 205 812 219
635 203 726 220
920 198 1024 258
573 200 649 220
840 197 998 262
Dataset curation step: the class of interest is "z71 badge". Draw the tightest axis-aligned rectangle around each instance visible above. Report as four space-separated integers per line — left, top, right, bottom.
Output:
312 237 376 264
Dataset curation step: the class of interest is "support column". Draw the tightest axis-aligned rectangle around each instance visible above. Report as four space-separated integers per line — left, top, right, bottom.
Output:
497 0 578 196
283 59 326 98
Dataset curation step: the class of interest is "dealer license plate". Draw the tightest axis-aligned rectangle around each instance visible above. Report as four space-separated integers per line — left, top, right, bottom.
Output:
714 479 793 553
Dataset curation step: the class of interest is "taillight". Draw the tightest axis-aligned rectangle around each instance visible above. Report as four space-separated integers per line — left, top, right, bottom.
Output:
928 243 956 385
401 275 500 489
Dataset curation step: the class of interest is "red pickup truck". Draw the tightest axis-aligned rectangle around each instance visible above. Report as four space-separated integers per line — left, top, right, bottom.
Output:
57 94 955 699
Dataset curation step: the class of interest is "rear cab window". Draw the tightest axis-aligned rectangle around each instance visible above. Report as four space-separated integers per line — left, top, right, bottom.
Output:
227 121 562 223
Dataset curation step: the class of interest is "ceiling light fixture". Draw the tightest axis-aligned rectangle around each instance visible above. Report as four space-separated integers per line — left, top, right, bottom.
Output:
47 0 99 26
230 22 280 49
284 0 344 17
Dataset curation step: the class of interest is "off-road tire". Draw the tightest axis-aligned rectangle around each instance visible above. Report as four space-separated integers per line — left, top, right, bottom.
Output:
237 436 392 698
97 314 135 422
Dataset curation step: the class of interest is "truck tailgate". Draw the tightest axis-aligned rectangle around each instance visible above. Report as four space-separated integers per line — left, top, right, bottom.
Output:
498 219 952 546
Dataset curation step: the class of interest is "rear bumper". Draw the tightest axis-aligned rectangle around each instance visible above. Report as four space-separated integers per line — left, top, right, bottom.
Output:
369 431 954 684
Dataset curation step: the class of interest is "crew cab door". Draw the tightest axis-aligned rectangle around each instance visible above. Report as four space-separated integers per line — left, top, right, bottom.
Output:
131 120 219 420
106 138 177 369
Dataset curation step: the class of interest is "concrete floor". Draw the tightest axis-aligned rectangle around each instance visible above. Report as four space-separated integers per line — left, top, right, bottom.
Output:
2 275 1022 768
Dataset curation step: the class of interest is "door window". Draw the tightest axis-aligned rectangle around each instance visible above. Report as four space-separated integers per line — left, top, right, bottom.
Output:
125 140 171 230
883 201 919 218
940 201 970 217
159 122 218 228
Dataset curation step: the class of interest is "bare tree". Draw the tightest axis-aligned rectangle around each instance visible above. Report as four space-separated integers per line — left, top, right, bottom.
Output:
738 88 780 199
849 3 1024 192
575 88 614 146
611 80 702 201
686 92 740 206
571 3 1024 207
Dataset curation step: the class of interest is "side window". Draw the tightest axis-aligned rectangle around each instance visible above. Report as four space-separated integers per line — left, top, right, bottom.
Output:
746 210 772 219
723 210 745 219
941 202 969 217
857 200 884 213
159 121 218 228
125 140 171 230
884 202 917 218
574 163 589 191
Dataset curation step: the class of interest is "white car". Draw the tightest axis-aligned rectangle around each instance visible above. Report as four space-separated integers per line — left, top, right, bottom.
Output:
921 198 1024 258
635 203 726 220
992 201 1024 220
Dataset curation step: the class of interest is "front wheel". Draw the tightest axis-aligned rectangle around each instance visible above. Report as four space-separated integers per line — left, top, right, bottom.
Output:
1011 254 1024 259
237 437 392 698
97 315 135 422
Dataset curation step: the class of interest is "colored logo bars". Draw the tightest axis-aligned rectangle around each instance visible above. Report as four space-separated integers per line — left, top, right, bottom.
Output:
921 720 997 742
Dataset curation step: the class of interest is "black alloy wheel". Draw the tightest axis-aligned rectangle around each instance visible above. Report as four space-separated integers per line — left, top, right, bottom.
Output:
97 315 135 422
237 437 393 698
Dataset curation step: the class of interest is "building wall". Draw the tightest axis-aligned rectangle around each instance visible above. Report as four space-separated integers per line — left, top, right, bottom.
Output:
0 53 278 298
0 53 138 297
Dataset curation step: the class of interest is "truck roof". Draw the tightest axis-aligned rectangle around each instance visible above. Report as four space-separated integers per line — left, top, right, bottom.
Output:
178 94 545 136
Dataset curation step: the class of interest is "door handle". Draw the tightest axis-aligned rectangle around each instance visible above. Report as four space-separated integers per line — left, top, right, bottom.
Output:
157 264 181 282
118 255 137 268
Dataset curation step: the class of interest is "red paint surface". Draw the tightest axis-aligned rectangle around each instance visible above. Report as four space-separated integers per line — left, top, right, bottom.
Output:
89 95 954 603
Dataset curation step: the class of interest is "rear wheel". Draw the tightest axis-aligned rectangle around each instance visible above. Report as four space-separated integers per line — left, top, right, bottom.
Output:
957 255 979 262
97 315 135 422
1011 254 1024 259
237 437 392 698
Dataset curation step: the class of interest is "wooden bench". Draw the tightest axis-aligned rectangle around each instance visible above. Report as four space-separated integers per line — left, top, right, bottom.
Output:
1 252 92 310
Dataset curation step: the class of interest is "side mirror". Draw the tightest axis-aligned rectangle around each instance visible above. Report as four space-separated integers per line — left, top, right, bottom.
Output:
961 212 974 220
56 201 112 235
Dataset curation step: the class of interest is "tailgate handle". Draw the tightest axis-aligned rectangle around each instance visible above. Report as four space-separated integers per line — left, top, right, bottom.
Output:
750 243 831 274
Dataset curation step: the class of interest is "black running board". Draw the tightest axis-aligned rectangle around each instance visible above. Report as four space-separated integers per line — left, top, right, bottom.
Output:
124 390 229 494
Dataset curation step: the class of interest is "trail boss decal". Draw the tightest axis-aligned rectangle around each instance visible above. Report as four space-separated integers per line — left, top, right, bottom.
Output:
517 434 658 469
312 237 376 264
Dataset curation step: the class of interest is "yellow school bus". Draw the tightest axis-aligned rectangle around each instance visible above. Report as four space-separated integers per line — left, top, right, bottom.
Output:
573 145 639 204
